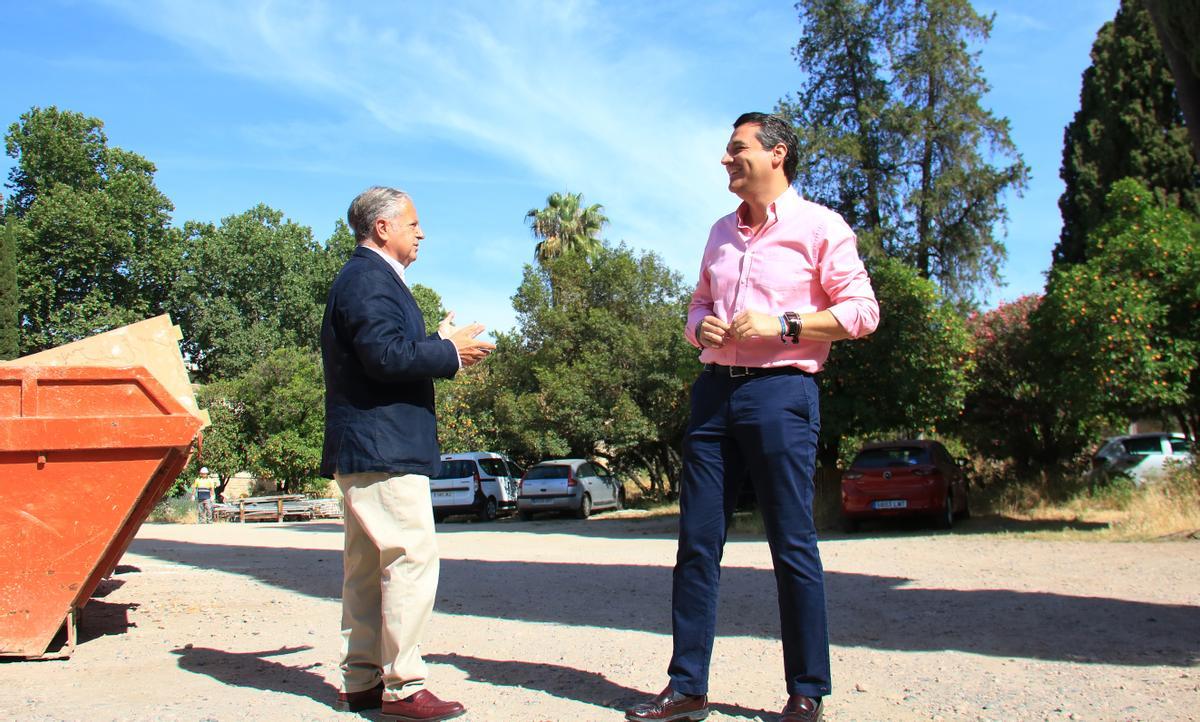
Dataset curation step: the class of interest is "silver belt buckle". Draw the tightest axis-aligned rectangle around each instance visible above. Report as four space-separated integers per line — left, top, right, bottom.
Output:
729 365 750 378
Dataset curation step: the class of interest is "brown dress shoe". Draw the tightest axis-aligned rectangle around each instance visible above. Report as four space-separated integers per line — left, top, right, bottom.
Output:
625 685 710 721
780 694 823 722
381 689 466 722
334 681 383 712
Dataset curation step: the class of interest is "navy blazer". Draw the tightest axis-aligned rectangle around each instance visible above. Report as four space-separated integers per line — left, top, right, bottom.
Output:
320 247 459 478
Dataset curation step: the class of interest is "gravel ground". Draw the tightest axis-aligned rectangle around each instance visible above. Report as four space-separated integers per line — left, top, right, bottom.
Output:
2 513 1197 722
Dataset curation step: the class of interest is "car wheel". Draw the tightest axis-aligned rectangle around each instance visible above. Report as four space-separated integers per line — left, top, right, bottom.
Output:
935 492 954 530
478 497 498 522
576 493 592 519
841 515 858 534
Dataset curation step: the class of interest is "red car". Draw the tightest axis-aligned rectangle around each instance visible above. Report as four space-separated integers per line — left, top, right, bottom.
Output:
840 440 969 532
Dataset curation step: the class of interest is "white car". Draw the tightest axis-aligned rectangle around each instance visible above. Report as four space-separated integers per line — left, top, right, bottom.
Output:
429 452 523 522
1089 433 1194 485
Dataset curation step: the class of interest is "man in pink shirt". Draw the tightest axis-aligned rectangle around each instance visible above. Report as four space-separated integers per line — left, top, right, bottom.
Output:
626 113 879 722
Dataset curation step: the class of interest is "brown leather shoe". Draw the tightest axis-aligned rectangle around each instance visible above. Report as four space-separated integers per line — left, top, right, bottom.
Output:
334 681 383 712
381 689 466 722
625 685 710 721
780 694 823 722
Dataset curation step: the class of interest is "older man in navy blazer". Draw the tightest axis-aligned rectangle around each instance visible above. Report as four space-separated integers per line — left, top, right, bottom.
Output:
321 186 493 721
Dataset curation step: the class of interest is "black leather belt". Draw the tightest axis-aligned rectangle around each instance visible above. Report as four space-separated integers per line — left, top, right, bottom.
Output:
704 363 811 378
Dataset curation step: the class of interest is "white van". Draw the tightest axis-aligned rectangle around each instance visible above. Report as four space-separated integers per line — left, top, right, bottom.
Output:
429 451 523 522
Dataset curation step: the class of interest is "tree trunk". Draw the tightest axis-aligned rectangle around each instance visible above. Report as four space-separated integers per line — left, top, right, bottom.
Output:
1144 0 1200 163
216 474 232 501
813 434 843 530
915 73 937 279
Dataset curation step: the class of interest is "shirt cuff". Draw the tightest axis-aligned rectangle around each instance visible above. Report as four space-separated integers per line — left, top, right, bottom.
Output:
438 332 462 369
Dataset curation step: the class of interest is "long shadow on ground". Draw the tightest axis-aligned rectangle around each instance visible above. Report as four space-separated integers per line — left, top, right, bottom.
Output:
426 652 773 719
171 645 337 704
276 512 1113 542
128 536 1199 668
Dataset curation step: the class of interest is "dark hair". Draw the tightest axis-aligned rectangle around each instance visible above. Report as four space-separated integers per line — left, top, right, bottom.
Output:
733 112 798 184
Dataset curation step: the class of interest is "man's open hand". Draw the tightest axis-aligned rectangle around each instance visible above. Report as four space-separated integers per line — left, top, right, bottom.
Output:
447 321 495 367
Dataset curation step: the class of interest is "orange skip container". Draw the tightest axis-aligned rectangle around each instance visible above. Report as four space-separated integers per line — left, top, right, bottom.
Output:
0 365 203 658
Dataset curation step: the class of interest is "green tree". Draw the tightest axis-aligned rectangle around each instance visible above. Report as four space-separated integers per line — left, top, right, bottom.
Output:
233 346 326 495
1037 178 1200 442
3 106 179 353
410 283 447 336
189 381 252 500
436 363 501 454
892 0 1029 300
480 244 698 495
781 0 1027 303
1055 0 1199 265
525 191 608 264
172 205 328 381
957 295 1104 467
0 210 18 360
820 256 973 463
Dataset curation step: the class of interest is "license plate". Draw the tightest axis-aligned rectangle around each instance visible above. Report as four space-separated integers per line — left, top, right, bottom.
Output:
432 491 454 499
532 498 555 505
872 499 907 510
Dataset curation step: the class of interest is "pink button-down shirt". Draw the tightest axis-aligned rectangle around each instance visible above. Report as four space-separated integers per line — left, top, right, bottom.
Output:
686 187 879 373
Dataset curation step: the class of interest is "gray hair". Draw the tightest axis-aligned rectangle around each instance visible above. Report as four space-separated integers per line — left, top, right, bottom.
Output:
347 186 412 242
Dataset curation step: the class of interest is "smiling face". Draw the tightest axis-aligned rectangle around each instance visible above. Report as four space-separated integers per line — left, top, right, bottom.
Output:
721 122 786 200
375 201 424 267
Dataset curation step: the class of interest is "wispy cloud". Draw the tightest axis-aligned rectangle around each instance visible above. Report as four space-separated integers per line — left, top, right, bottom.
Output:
102 0 737 275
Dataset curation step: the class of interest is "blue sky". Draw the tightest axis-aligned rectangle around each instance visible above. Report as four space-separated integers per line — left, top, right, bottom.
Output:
3 0 1118 337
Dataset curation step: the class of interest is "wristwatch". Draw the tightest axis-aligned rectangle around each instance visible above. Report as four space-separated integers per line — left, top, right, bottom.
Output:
783 311 802 344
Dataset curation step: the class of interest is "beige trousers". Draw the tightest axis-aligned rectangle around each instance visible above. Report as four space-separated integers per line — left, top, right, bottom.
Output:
335 471 439 701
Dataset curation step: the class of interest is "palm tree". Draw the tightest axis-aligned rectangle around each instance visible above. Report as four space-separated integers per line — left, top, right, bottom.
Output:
525 191 608 264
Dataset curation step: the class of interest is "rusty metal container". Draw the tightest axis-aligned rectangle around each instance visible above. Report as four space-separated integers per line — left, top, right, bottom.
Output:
0 364 204 658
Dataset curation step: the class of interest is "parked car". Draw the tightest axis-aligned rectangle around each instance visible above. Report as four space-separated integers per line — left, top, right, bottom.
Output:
840 440 969 532
1089 432 1194 486
517 458 624 520
429 451 523 522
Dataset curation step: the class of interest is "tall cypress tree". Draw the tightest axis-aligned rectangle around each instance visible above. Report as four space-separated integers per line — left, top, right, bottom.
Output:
1055 0 1200 265
0 208 19 360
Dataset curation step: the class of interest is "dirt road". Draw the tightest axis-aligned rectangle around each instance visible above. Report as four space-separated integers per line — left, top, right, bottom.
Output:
2 513 1198 721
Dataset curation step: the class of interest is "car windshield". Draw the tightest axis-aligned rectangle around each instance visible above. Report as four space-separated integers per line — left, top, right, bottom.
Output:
432 460 475 479
478 459 507 476
1123 437 1164 455
1170 438 1193 454
524 465 571 480
852 447 930 468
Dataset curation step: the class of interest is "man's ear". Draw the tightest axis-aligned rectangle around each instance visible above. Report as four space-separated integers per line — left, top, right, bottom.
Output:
772 143 787 169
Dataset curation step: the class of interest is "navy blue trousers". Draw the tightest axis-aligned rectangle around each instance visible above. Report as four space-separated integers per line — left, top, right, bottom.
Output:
668 368 831 699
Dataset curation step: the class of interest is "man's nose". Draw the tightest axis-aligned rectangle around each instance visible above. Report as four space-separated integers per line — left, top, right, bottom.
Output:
720 153 732 165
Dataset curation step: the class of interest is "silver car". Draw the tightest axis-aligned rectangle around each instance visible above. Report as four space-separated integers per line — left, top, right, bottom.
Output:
517 458 625 520
1089 432 1194 485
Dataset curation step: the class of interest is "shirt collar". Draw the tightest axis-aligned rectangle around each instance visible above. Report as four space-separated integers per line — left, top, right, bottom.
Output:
361 243 407 282
735 185 801 231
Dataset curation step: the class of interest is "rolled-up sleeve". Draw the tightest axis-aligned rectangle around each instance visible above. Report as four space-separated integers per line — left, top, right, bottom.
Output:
816 216 879 339
685 265 713 348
